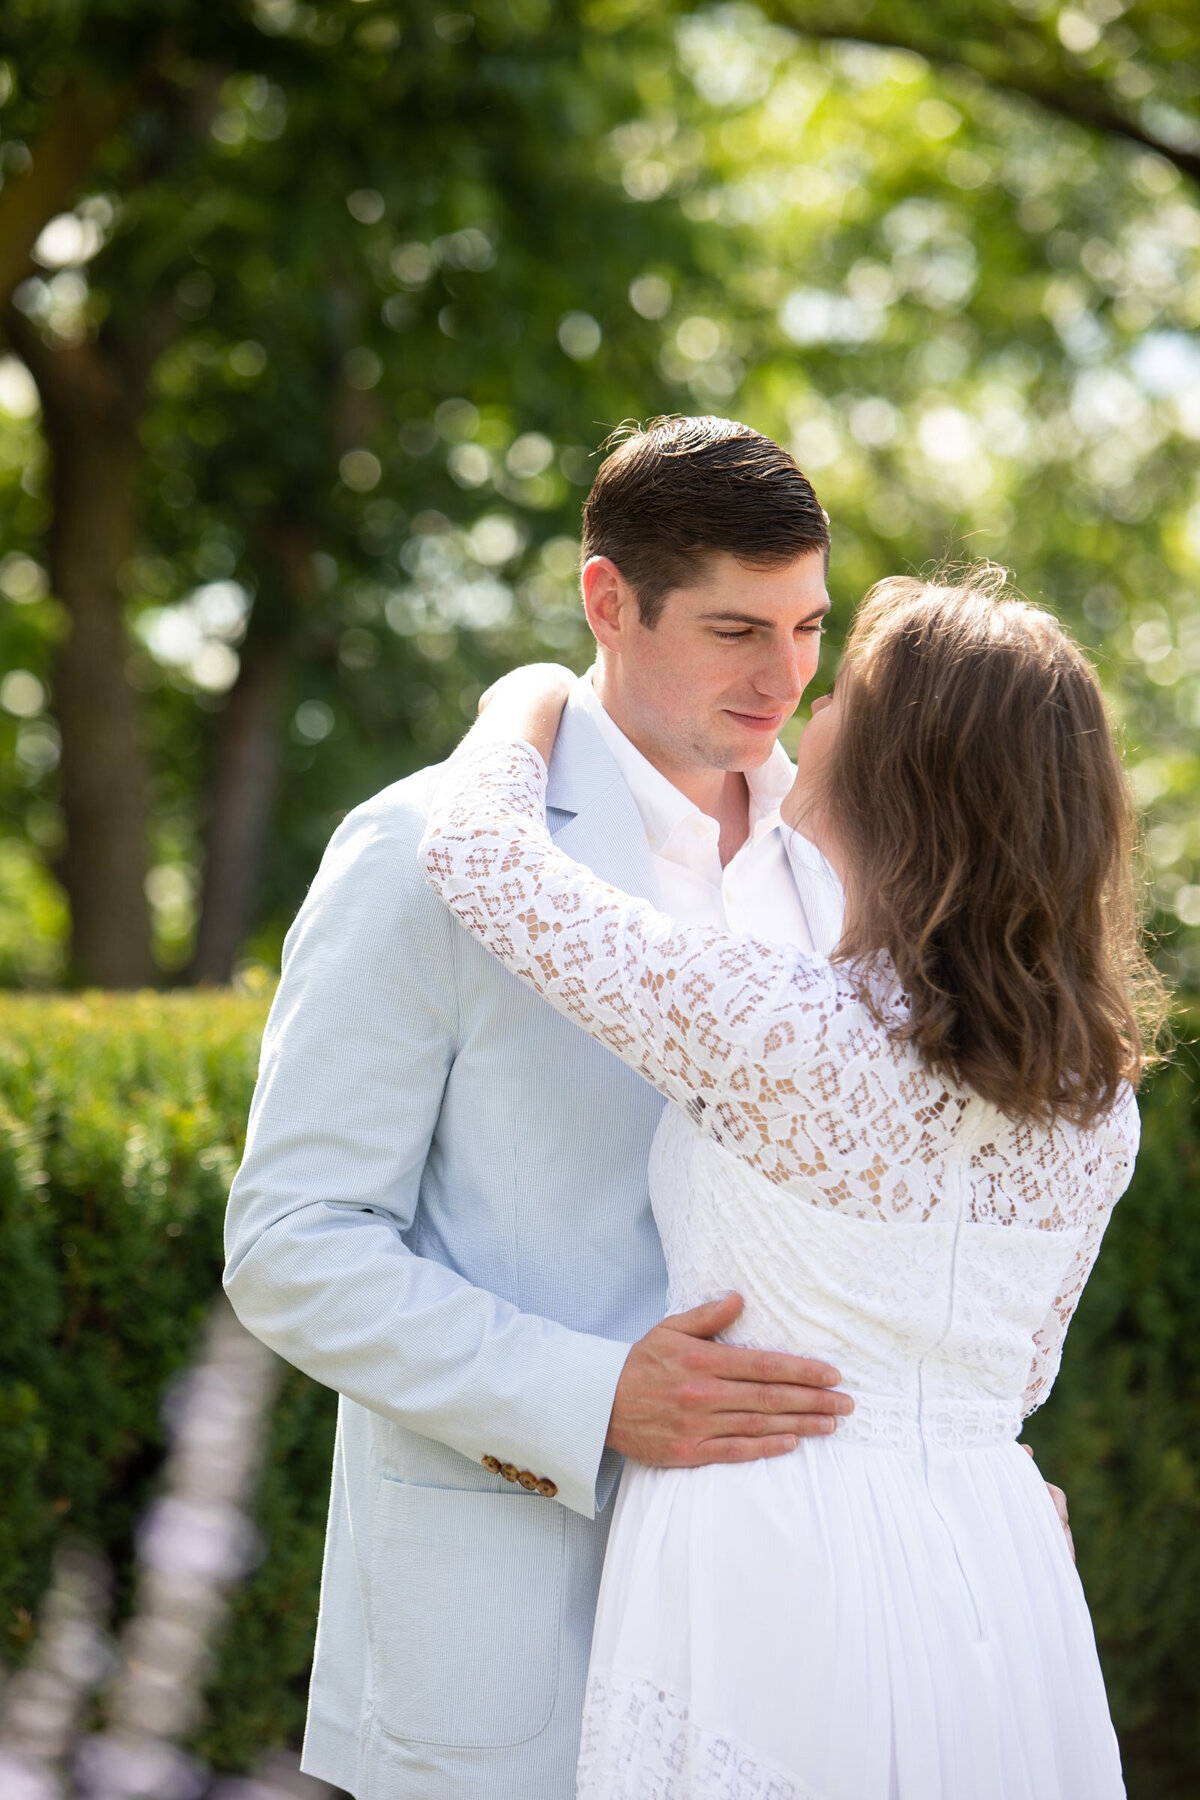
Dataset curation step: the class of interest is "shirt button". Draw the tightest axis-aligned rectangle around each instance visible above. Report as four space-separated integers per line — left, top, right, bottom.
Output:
517 1471 538 1491
536 1478 558 1499
499 1463 519 1483
481 1455 501 1474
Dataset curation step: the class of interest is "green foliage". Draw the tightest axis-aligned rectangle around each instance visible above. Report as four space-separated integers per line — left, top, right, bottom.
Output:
0 3 1198 987
0 991 1198 1792
0 991 256 1554
192 1360 338 1768
0 987 338 1770
1024 1033 1200 1799
0 0 700 976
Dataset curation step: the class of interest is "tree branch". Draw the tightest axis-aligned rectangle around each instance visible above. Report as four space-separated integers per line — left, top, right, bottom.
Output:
767 11 1200 188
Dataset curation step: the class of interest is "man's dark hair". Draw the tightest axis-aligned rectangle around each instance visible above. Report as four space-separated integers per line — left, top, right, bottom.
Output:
580 414 830 627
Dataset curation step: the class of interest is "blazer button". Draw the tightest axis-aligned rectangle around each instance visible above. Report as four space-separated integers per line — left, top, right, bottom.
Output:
517 1470 538 1491
481 1455 501 1474
536 1478 558 1499
499 1463 519 1483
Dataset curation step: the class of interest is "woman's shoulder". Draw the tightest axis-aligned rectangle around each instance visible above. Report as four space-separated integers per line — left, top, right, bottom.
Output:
1061 1080 1141 1159
1038 1080 1141 1205
1102 1080 1142 1166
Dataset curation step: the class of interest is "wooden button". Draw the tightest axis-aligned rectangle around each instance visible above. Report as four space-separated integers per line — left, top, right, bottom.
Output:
517 1470 538 1491
499 1463 519 1483
536 1478 558 1499
481 1455 501 1474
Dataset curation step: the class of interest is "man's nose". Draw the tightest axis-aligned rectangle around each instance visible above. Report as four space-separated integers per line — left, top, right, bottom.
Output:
752 638 808 703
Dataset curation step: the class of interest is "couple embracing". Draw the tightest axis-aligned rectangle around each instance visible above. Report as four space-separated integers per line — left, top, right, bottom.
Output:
225 415 1163 1800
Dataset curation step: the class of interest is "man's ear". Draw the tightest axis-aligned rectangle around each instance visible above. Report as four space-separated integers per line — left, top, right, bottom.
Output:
582 556 634 652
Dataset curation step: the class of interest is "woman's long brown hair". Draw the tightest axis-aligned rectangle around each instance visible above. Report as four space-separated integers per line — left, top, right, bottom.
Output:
825 567 1169 1128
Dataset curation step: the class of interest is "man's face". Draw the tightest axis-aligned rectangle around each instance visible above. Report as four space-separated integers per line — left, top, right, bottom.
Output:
588 549 830 777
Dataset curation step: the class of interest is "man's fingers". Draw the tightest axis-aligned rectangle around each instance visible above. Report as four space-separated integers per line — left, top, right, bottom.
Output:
703 1433 805 1463
609 1298 854 1468
737 1378 852 1413
703 1383 852 1419
707 1411 842 1439
730 1348 842 1388
676 1375 850 1415
1047 1485 1076 1563
698 1348 844 1392
1021 1448 1076 1562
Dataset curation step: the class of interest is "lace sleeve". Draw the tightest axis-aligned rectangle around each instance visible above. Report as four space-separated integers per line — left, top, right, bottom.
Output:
419 739 842 1179
1021 1091 1141 1416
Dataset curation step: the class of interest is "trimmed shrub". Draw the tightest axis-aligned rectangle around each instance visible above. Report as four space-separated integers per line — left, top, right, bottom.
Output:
1023 1035 1200 1799
0 991 335 1767
0 993 1197 1795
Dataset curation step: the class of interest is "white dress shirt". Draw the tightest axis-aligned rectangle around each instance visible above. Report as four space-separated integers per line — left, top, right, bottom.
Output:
574 674 844 954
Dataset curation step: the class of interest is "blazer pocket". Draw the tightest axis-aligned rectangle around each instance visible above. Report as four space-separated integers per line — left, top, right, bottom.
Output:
369 1478 565 1748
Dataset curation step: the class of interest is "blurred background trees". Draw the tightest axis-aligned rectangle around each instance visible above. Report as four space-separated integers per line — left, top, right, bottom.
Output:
2 8 1199 1795
0 0 1197 993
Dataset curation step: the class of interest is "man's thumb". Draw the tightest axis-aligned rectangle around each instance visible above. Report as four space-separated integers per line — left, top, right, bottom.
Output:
666 1291 744 1337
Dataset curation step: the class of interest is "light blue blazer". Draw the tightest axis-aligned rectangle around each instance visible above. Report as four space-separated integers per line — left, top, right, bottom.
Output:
224 694 670 1800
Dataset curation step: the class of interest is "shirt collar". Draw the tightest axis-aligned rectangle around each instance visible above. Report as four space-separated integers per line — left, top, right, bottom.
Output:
572 671 795 855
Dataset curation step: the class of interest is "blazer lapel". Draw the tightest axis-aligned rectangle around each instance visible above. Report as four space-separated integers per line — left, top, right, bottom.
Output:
546 691 660 906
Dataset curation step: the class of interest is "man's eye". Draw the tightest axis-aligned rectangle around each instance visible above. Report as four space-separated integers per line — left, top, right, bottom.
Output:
713 629 751 642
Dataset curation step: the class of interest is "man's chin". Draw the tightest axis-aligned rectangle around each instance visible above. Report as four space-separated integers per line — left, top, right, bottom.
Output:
696 731 779 772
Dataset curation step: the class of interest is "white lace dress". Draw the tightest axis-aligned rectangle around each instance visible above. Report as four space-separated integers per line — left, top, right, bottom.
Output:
419 741 1140 1800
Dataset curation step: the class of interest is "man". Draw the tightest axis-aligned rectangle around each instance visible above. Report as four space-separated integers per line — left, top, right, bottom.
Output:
223 416 856 1798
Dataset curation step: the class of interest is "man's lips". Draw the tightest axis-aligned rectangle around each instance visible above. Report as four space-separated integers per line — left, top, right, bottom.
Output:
724 708 786 732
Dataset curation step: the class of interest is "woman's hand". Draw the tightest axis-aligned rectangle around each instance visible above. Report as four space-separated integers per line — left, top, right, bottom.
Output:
471 662 576 769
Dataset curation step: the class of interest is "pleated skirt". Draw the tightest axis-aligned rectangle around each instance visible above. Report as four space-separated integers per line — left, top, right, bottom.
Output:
577 1439 1124 1800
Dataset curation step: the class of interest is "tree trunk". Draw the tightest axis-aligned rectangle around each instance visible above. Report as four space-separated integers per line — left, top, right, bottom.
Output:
189 517 317 984
0 81 129 314
188 637 290 985
9 314 155 988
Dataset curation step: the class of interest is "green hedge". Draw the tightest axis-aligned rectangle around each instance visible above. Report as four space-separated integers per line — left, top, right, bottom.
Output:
0 992 334 1767
1022 1034 1200 1798
1 995 1198 1796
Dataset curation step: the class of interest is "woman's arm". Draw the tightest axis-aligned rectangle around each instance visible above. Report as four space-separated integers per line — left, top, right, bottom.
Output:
470 661 577 766
1020 1093 1140 1417
419 669 843 1185
1021 1207 1114 1418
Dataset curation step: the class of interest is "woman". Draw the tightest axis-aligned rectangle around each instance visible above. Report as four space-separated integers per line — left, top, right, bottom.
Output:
417 571 1167 1800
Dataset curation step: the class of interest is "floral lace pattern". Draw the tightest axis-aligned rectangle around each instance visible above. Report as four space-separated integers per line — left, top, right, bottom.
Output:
419 741 1140 1420
577 1672 811 1800
650 1108 1087 1433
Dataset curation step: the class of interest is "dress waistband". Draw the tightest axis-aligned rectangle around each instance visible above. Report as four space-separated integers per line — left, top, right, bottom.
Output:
831 1389 1023 1452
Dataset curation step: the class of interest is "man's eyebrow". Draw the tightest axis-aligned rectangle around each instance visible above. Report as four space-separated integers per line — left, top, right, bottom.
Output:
696 601 831 627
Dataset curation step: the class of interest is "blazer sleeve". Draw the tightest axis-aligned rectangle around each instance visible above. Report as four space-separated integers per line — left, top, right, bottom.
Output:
223 784 632 1519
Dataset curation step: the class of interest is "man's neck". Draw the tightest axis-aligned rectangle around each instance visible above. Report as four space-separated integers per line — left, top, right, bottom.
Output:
590 669 752 865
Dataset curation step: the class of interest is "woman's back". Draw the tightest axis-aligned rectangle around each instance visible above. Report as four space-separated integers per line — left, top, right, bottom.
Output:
652 1093 1138 1459
580 1046 1136 1800
580 978 1138 1800
648 958 1139 1453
